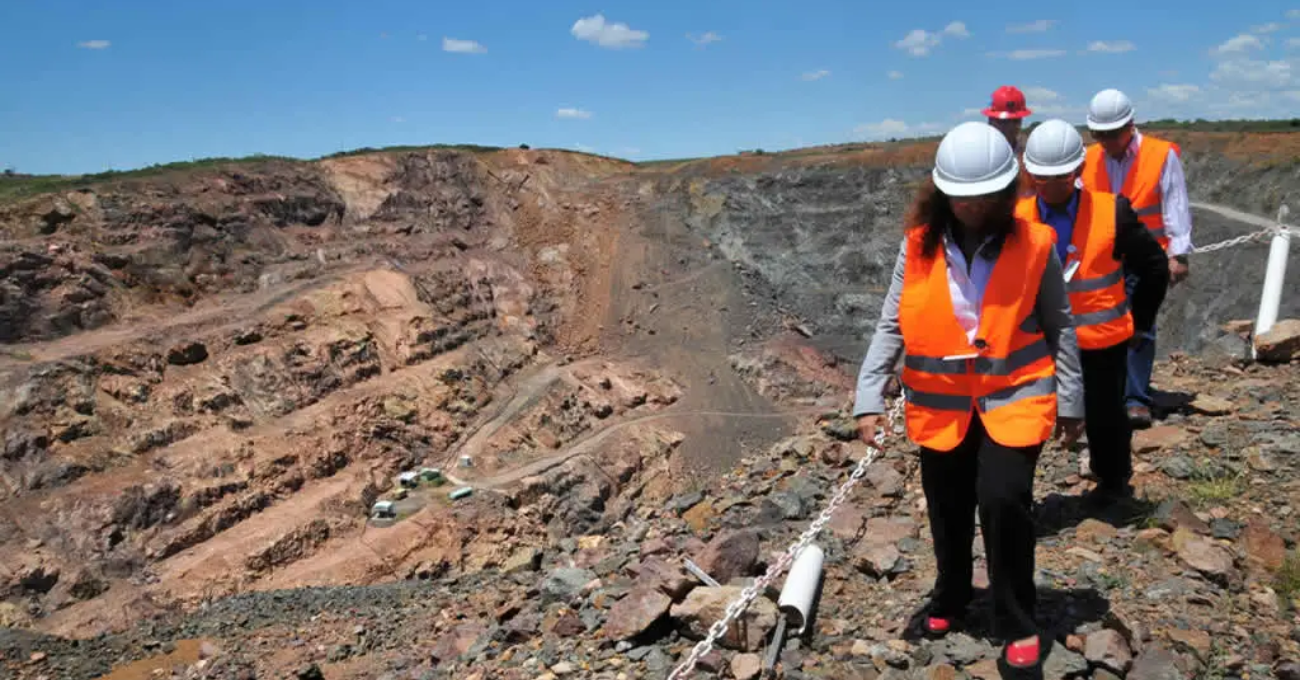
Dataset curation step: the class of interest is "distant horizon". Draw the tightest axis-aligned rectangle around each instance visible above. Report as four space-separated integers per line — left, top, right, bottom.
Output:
4 115 1298 179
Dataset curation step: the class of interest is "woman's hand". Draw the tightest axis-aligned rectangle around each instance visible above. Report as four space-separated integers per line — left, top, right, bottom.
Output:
1055 417 1085 447
856 414 886 450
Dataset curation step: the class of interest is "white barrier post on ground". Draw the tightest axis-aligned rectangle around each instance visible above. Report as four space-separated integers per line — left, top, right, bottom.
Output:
776 543 825 635
1253 204 1292 360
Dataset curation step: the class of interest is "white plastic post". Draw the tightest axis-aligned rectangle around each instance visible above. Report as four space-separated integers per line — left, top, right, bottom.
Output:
1253 204 1292 360
776 544 825 636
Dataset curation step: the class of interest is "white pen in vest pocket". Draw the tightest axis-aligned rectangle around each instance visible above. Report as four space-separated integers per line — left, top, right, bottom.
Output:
1062 245 1080 282
941 352 979 361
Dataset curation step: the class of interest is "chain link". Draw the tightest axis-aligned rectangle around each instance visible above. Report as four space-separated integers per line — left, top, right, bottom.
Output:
665 397 907 680
1190 223 1294 255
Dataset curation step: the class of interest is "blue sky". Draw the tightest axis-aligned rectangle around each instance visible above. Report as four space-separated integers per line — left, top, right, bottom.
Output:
2 0 1298 174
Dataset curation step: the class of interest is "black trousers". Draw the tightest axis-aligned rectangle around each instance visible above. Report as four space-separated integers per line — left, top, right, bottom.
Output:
920 414 1041 641
1081 341 1133 488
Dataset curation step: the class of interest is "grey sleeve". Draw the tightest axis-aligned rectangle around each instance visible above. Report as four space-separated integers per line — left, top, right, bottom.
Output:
852 239 908 417
1035 250 1085 419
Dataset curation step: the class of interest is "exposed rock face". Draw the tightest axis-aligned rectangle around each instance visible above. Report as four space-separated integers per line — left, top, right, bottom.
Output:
1 139 1299 680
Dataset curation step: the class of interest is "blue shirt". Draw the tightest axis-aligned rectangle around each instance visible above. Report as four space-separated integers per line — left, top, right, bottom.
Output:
1037 190 1080 264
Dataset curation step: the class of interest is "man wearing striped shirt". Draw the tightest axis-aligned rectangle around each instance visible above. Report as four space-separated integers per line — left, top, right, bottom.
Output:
1080 88 1194 429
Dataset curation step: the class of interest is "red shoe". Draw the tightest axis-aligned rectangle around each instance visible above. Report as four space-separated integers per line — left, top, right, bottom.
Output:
924 617 951 636
1005 636 1040 668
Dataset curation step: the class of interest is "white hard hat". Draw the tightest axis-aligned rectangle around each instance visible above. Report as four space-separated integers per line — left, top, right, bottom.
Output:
1023 119 1086 176
932 121 1020 197
1086 89 1135 132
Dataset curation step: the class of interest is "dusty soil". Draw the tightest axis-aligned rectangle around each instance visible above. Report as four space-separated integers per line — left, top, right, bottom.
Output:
0 134 1298 679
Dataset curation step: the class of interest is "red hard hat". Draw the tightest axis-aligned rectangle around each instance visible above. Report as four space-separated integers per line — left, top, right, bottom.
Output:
982 85 1033 120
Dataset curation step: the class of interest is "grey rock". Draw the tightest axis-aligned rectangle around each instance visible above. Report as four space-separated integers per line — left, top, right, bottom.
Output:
1127 646 1187 680
1145 578 1191 601
1161 456 1196 480
1210 518 1242 540
766 490 806 520
644 647 670 672
540 567 597 604
941 633 992 665
1042 641 1089 679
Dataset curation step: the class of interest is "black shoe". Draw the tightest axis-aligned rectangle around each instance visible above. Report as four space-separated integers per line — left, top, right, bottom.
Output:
1127 405 1153 428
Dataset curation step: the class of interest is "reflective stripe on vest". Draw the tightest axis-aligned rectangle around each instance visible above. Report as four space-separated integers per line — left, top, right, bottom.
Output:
1015 190 1135 349
1081 137 1179 251
896 220 1058 452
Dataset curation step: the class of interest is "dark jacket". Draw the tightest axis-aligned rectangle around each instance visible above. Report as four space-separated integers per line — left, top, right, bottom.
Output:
1112 195 1170 334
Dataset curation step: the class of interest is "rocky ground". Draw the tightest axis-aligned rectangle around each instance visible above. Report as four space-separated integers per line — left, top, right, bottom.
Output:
0 133 1298 679
2 347 1298 680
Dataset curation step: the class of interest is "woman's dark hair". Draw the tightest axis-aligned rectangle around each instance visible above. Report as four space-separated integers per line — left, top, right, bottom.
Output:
904 174 1022 259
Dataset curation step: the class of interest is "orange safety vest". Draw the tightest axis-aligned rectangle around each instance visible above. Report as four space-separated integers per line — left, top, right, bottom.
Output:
1015 191 1135 350
1080 136 1180 251
897 220 1058 452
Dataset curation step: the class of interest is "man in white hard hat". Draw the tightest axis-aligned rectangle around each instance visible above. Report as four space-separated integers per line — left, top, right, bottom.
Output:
1079 88 1193 428
854 121 1083 673
1016 119 1169 502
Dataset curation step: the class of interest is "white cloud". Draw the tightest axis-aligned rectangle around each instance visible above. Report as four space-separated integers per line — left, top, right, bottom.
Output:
893 21 968 57
989 49 1067 60
573 143 597 153
1212 90 1273 111
77 40 110 49
1086 40 1136 53
943 21 970 38
556 108 593 120
802 69 831 81
1289 9 1300 19
853 119 943 140
1253 22 1283 33
888 70 904 80
443 37 487 54
1007 20 1057 33
1211 58 1294 88
1147 84 1202 102
687 31 722 46
391 116 407 123
1288 37 1300 49
1211 34 1264 56
1285 90 1300 102
895 30 940 56
571 14 648 49
1022 86 1061 102
417 34 428 42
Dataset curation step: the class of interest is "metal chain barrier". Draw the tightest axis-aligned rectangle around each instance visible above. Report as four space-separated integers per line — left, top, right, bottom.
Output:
665 397 907 680
1190 222 1295 255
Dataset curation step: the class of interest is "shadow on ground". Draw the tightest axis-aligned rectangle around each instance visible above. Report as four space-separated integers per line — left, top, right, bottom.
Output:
900 585 1111 645
1034 491 1159 538
1153 389 1196 420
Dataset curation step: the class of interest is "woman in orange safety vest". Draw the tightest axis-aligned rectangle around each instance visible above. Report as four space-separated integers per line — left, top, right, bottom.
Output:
853 121 1084 674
